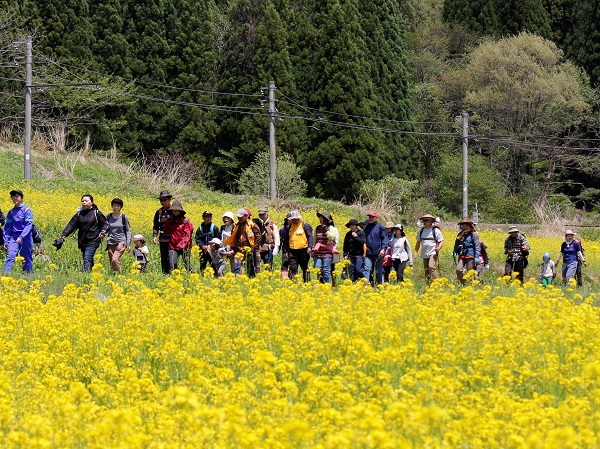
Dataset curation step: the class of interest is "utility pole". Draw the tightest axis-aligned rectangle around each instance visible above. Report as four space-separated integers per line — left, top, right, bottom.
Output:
462 112 469 218
268 81 276 200
24 36 32 181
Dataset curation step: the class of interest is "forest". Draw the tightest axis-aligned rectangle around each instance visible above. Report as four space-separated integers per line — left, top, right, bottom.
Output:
0 0 599 221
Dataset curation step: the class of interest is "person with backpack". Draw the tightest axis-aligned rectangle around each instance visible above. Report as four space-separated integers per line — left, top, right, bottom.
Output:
220 211 236 273
0 208 5 249
195 210 221 275
452 218 480 285
153 190 173 274
105 198 131 273
279 214 291 279
281 210 313 282
575 237 585 287
555 230 586 285
389 224 413 283
539 252 556 286
258 208 280 271
57 194 109 272
362 211 388 285
312 210 339 284
382 221 395 282
162 201 194 273
414 214 444 282
3 189 34 273
224 208 262 277
504 226 530 283
476 241 489 282
343 218 366 282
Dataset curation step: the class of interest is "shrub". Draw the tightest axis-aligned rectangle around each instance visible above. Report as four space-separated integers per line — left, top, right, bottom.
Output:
238 151 307 199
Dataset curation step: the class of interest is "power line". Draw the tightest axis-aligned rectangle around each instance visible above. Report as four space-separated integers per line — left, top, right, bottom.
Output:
277 112 461 137
36 55 265 98
277 90 456 126
474 136 600 152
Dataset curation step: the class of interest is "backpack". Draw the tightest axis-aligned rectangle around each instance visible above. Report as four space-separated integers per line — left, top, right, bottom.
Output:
105 213 128 239
264 221 275 245
32 224 42 244
252 217 267 244
418 225 440 243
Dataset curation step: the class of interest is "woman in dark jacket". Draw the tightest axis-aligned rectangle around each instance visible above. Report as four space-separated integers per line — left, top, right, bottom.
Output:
58 194 108 272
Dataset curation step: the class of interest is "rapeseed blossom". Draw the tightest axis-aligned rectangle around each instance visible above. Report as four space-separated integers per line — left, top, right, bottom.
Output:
1 269 600 447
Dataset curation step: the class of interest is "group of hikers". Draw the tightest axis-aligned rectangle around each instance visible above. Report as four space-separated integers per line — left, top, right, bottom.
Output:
0 188 588 287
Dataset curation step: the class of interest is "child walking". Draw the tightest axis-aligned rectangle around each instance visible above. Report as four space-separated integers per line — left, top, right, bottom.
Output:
539 252 556 286
130 234 149 273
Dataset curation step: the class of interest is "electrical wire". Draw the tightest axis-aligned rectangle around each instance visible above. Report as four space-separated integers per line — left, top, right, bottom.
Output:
474 136 600 152
277 90 457 126
35 55 265 98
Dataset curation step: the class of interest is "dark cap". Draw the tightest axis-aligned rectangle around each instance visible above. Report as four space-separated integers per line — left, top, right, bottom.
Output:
202 210 213 218
158 190 172 199
317 210 333 224
169 200 186 214
346 218 359 228
111 198 124 207
10 189 24 198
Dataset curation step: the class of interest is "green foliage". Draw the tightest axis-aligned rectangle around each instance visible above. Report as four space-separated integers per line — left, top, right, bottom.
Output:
485 195 533 224
237 151 307 200
432 152 508 219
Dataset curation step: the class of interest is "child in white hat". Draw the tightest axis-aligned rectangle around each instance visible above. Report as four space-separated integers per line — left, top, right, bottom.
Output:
208 237 227 277
130 234 149 273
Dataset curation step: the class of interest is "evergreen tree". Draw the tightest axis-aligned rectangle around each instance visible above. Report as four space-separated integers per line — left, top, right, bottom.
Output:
301 0 387 200
496 0 551 38
564 0 600 86
357 0 416 180
21 0 95 61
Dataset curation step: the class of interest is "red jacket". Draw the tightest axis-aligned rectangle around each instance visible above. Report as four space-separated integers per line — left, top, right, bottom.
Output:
163 215 194 250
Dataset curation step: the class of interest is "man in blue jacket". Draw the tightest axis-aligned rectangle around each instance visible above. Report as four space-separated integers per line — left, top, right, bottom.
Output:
362 211 388 285
3 189 34 273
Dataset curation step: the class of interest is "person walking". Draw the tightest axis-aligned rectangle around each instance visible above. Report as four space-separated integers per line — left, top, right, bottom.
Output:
224 208 262 277
162 200 194 273
195 211 221 275
382 221 395 282
105 198 131 273
279 214 291 279
281 210 313 282
220 211 236 272
58 194 108 272
312 211 338 284
504 226 530 283
3 189 34 273
539 252 556 286
153 190 173 274
258 208 280 270
475 241 489 282
414 214 444 282
343 218 366 282
130 234 149 273
389 224 413 283
556 230 586 285
453 218 480 285
362 212 388 285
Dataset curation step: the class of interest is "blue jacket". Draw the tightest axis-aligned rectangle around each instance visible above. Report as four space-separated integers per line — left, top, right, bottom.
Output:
560 240 582 265
453 230 480 261
4 204 33 245
363 222 388 256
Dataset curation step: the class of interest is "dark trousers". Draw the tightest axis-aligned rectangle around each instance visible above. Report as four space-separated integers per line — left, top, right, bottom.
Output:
160 241 170 274
348 255 364 281
505 257 526 283
288 248 310 282
200 250 211 274
392 259 408 283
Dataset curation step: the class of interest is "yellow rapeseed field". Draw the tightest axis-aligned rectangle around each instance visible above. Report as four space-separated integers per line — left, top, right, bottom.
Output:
1 185 600 448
